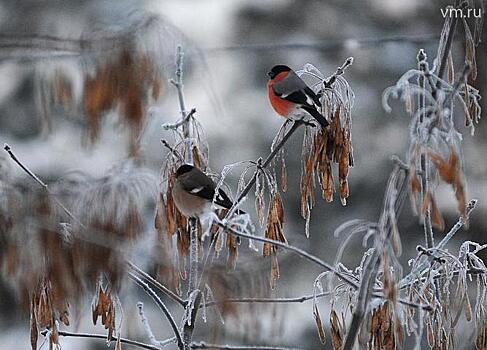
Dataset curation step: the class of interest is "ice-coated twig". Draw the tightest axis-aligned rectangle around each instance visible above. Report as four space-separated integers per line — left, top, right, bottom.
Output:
128 262 186 306
323 56 354 88
161 139 185 162
202 290 338 308
129 273 184 349
215 220 431 311
163 108 197 131
190 342 308 350
3 143 83 227
399 199 478 289
40 329 163 350
137 302 161 347
342 164 410 349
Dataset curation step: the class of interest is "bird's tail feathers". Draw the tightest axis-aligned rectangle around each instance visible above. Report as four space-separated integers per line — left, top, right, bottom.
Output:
302 106 329 128
215 199 246 215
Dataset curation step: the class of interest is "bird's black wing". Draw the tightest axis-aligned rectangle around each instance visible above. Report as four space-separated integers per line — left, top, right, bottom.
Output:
180 169 236 209
179 169 216 200
272 71 321 107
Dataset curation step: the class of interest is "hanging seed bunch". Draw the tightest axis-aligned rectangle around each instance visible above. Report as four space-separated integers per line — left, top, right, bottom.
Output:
91 282 119 343
83 46 162 156
383 13 482 231
35 43 162 157
295 60 354 237
365 301 404 350
0 176 79 350
72 160 157 291
155 116 210 292
263 191 286 289
232 157 287 288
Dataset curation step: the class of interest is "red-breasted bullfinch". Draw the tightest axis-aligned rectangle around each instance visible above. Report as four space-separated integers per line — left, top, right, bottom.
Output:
172 164 244 218
267 65 329 128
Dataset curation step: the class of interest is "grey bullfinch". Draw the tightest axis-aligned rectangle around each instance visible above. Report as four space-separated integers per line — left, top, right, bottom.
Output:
172 164 244 218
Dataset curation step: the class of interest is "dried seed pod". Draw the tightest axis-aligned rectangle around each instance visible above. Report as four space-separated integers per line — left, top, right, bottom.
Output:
422 191 445 232
330 309 343 350
30 300 38 350
263 193 286 288
313 304 326 344
83 47 162 156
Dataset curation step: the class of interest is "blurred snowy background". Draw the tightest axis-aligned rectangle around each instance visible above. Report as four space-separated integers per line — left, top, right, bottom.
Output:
0 0 485 349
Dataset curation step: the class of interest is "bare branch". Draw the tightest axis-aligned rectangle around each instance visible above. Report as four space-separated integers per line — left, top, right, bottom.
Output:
163 108 197 131
40 329 163 350
215 220 431 311
128 262 186 307
137 302 160 347
202 290 335 308
129 273 184 349
3 143 82 226
191 342 308 350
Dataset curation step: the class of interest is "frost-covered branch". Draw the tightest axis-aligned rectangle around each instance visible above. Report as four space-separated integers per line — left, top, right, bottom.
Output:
129 274 184 349
215 220 431 311
40 330 162 350
191 342 307 350
128 262 186 307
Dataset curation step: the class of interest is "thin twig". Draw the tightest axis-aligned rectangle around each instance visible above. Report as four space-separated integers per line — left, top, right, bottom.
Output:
3 143 83 226
232 119 305 209
324 56 354 88
169 45 199 350
128 262 186 307
161 139 185 162
163 108 197 131
137 302 160 347
436 199 477 250
399 199 478 289
40 330 162 350
129 274 184 350
191 342 307 350
416 50 435 251
202 290 335 308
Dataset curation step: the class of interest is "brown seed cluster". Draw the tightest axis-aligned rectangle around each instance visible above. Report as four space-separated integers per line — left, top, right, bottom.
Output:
47 47 162 157
409 146 466 232
92 284 117 341
263 193 286 289
330 309 344 350
154 167 189 294
83 48 161 156
0 163 153 347
300 107 353 234
367 302 404 350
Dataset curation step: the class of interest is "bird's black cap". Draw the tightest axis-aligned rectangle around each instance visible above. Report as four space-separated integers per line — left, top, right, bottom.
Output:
268 65 291 79
176 164 194 177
